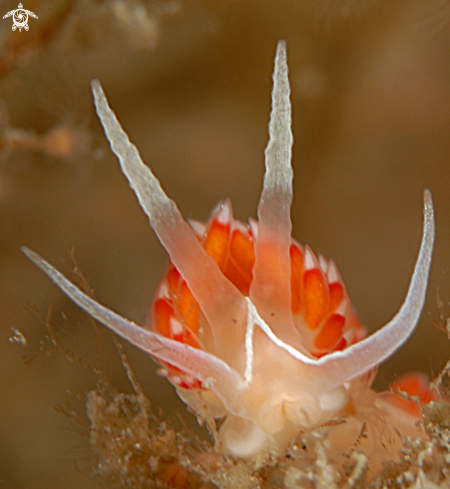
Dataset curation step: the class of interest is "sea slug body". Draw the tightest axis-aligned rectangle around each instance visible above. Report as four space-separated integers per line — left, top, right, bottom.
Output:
23 40 437 470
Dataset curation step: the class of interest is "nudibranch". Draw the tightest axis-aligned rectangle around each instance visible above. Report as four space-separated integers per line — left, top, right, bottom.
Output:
23 41 437 468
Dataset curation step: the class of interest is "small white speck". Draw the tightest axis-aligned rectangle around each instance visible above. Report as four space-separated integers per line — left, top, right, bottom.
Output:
9 328 27 346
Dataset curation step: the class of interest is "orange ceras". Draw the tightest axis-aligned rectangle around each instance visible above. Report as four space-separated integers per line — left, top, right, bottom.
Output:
151 203 367 387
388 372 440 417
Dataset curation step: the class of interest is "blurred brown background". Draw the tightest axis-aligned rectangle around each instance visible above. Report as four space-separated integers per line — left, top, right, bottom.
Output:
1 0 450 487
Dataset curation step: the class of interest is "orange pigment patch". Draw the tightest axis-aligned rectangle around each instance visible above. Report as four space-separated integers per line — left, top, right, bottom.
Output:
226 229 255 294
313 314 345 350
175 281 200 335
329 282 343 313
167 267 181 295
303 269 329 330
154 298 174 337
202 219 230 271
390 373 439 417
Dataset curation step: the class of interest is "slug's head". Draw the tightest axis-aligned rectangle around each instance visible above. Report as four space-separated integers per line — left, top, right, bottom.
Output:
23 41 435 459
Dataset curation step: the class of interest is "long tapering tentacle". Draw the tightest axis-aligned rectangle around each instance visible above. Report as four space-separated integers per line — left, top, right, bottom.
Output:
91 81 247 358
22 246 245 408
320 189 435 384
249 40 308 353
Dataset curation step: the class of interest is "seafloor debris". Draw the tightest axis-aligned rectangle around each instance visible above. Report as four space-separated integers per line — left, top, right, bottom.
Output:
85 377 450 488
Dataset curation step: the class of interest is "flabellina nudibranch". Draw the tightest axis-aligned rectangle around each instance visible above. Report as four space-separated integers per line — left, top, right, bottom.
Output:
23 40 438 470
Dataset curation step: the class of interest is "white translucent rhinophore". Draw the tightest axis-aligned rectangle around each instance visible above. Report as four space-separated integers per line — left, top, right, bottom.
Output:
22 40 435 459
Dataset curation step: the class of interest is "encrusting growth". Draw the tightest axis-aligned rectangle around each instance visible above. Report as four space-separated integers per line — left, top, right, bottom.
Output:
22 40 438 471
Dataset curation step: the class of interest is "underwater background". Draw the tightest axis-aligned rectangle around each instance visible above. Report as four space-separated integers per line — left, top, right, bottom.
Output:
1 0 450 487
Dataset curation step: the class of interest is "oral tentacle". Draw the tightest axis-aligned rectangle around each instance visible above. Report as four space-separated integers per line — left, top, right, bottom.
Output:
91 80 247 357
21 246 245 411
249 41 305 353
311 189 435 386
